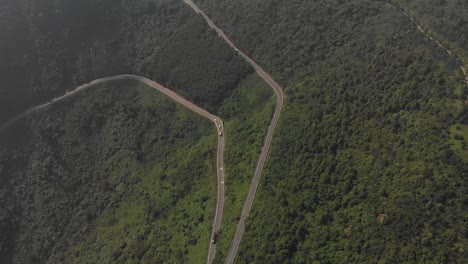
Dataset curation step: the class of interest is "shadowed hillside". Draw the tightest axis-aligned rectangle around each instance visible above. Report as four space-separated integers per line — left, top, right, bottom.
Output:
0 0 251 123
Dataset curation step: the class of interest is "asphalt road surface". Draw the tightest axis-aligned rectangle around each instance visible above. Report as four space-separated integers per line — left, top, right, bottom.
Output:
0 75 227 263
182 1 285 263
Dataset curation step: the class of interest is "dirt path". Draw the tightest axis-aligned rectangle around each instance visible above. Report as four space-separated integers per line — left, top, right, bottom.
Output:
390 2 468 87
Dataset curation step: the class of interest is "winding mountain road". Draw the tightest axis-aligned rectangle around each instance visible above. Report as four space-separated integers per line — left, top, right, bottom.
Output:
2 1 285 261
182 1 285 263
0 75 227 263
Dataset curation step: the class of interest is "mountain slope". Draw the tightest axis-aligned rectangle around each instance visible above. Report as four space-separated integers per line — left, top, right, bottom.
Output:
0 0 251 123
194 0 468 263
0 80 218 263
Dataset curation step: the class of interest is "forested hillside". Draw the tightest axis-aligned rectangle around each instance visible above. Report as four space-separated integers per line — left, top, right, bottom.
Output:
0 76 274 264
195 0 468 263
0 0 273 262
393 0 468 65
0 80 218 263
2 0 467 263
215 74 275 261
0 0 251 124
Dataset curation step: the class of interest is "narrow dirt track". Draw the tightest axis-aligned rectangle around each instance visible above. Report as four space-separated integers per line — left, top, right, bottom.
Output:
389 2 468 87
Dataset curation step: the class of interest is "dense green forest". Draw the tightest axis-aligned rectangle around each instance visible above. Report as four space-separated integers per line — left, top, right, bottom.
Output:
0 0 251 124
195 0 467 263
215 74 275 261
393 0 468 66
1 0 467 263
0 80 218 263
0 76 274 263
0 0 275 262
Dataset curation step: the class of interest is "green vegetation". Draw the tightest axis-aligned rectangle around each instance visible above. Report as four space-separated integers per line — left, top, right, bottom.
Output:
449 124 468 161
1 0 467 263
0 1 274 262
195 0 468 262
0 80 217 263
214 74 275 263
0 75 274 264
393 0 468 66
0 0 251 123
390 1 468 159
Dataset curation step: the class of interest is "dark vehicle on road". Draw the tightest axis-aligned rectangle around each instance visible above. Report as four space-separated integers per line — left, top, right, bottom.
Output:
212 232 218 244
